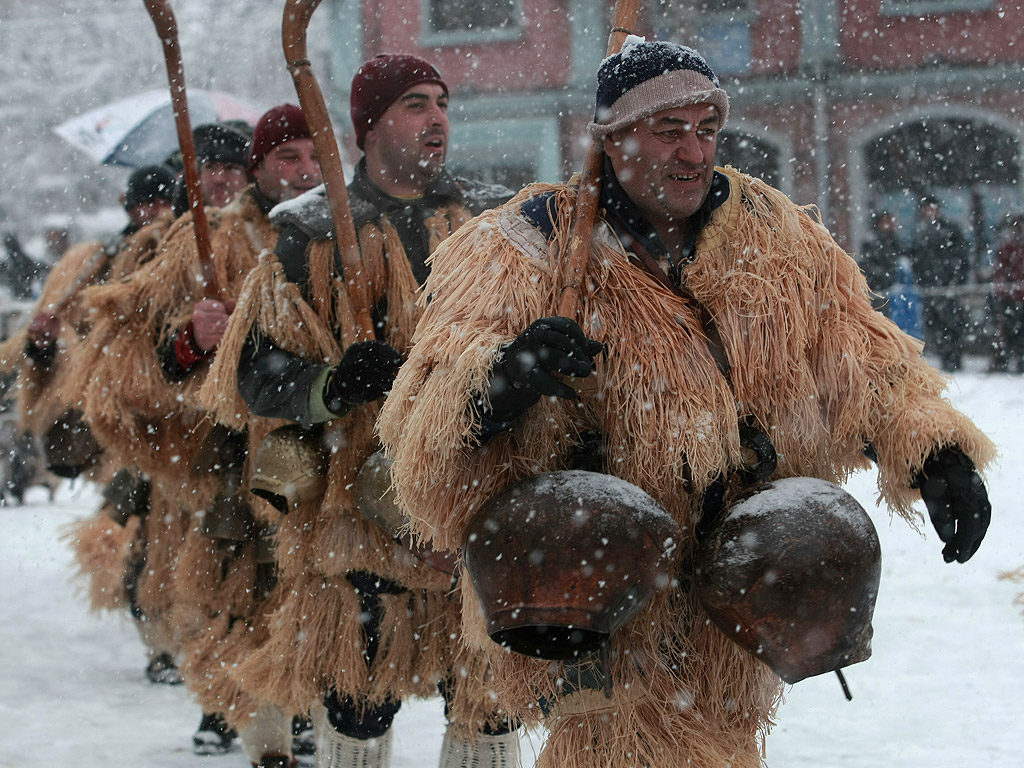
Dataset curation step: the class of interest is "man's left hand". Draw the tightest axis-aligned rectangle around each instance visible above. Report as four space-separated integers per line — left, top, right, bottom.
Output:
912 446 991 563
192 298 236 351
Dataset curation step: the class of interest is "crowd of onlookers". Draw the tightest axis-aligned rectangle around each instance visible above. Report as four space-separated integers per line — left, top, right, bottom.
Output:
859 197 1024 373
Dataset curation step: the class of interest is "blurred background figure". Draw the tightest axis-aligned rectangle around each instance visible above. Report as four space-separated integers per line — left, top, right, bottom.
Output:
859 210 905 315
911 195 972 371
991 213 1024 373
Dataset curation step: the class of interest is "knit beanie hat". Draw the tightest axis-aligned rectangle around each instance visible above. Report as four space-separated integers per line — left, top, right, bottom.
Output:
124 165 176 210
248 104 311 172
194 122 251 168
587 36 729 138
350 54 448 150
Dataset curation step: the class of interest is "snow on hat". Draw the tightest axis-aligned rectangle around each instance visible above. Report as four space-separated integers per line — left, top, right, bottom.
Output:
248 104 311 172
350 54 448 150
194 122 251 168
124 165 176 211
587 36 729 138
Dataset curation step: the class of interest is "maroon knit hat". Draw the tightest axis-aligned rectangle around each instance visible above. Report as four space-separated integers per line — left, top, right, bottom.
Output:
350 54 448 150
248 104 312 172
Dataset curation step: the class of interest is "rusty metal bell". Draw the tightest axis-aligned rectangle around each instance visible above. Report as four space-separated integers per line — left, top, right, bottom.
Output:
693 477 881 684
353 450 408 538
249 424 328 513
463 470 681 661
101 469 150 527
199 467 256 541
44 409 102 478
355 451 458 574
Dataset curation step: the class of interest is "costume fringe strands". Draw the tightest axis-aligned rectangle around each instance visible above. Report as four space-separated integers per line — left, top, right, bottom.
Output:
74 187 281 734
378 169 995 766
62 511 140 613
204 199 500 730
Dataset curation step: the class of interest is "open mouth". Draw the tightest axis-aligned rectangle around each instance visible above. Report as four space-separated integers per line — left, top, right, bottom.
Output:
668 171 700 183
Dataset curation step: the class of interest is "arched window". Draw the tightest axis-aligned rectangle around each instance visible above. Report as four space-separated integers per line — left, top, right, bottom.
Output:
717 130 781 188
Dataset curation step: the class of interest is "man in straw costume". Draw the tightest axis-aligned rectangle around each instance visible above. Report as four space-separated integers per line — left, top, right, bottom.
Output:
65 127 251 689
377 38 995 767
202 54 516 768
77 104 321 766
0 166 182 683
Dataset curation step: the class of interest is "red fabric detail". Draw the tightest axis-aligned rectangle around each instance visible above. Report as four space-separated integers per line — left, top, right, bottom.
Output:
175 321 213 371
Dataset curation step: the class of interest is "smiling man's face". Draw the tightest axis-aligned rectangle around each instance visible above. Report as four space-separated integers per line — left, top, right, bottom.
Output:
604 103 721 232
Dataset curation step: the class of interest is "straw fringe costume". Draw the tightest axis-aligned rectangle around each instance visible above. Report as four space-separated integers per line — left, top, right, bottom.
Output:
378 168 996 767
75 186 282 728
202 170 513 736
0 215 174 616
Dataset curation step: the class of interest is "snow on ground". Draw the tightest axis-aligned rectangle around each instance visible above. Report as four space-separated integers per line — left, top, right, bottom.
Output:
1 368 1023 767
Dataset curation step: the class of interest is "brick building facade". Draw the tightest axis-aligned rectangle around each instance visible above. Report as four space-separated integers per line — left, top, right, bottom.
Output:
325 0 1024 263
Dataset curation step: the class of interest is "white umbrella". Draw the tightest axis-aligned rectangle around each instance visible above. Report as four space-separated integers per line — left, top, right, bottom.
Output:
53 89 265 167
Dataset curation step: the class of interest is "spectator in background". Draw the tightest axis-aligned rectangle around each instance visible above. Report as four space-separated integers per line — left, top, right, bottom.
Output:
911 195 972 371
859 210 904 314
992 213 1024 373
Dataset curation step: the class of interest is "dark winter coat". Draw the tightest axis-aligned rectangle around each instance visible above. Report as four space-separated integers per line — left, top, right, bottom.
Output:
859 231 904 293
911 217 971 288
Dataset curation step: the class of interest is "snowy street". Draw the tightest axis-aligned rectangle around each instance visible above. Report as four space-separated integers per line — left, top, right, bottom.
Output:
2 370 1023 767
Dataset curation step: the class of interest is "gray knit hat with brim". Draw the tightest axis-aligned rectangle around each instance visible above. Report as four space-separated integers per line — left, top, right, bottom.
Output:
587 36 729 139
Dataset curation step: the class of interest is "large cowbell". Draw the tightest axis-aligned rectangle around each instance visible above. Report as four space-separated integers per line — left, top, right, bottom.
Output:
463 470 682 661
694 477 882 684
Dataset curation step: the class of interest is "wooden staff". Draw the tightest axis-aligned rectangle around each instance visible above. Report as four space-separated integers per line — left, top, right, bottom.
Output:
141 0 222 299
282 0 374 341
557 0 643 317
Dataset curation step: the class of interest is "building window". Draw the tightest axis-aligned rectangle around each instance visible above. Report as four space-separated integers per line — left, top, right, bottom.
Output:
655 0 754 75
717 131 781 188
421 0 522 45
446 117 561 190
880 0 993 14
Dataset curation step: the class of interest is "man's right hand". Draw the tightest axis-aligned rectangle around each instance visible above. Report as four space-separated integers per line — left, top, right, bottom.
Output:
191 298 236 351
26 312 60 348
485 316 604 424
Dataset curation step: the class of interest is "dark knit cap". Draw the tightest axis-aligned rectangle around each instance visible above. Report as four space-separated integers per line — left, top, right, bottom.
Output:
350 54 448 150
124 165 176 210
588 36 729 138
248 104 311 172
194 122 251 168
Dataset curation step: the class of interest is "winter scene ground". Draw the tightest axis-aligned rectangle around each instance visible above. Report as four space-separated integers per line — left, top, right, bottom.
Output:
2 361 1022 768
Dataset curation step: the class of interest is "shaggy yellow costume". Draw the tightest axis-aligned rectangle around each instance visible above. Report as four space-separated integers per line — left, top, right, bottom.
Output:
378 168 996 767
203 200 507 733
76 186 282 727
0 214 174 617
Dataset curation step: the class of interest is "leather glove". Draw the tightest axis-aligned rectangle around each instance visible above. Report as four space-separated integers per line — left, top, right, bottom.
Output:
911 446 991 563
484 316 604 425
323 340 403 412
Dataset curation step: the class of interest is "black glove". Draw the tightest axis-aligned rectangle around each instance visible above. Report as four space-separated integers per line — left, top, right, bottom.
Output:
911 446 991 564
483 316 604 425
323 340 403 413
